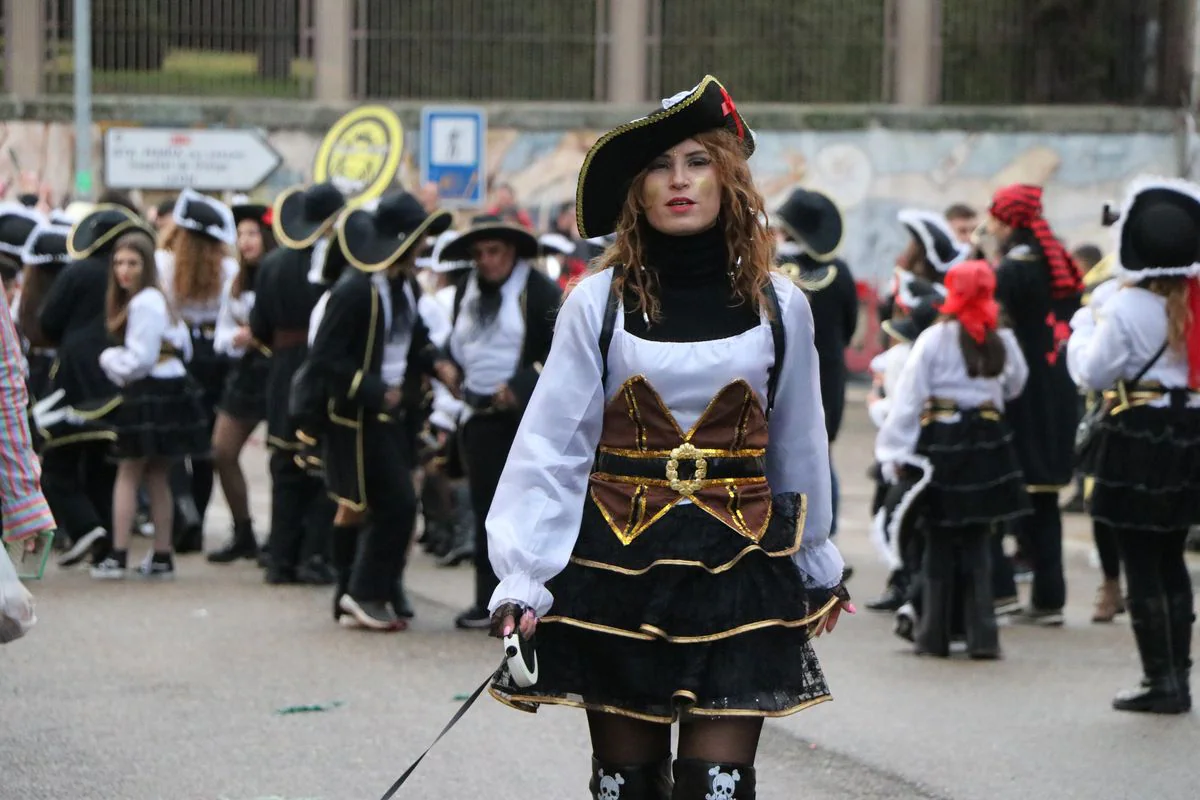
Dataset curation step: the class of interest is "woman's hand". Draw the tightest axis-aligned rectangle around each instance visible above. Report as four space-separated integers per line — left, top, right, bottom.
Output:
490 601 538 639
434 360 462 398
231 326 253 349
811 597 856 637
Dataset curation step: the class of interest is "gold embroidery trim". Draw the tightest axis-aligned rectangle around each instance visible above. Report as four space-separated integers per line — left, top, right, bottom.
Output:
490 688 830 724
597 445 765 458
349 370 363 399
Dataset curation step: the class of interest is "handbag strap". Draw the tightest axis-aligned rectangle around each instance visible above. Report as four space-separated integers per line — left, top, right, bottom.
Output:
1127 339 1169 387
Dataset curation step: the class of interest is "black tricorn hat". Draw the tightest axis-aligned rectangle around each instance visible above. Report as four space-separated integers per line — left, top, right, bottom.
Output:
883 297 941 344
172 188 236 245
775 189 844 262
337 191 454 273
232 202 271 227
439 214 540 263
898 208 971 274
273 182 347 250
1113 176 1200 281
0 204 45 258
67 204 155 260
20 223 72 268
576 75 756 239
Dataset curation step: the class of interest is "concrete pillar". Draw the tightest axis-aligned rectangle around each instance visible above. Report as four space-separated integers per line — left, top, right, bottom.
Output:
891 0 941 106
608 0 649 103
313 0 353 103
4 0 45 98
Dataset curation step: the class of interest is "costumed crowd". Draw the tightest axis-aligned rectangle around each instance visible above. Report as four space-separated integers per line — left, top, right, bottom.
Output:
0 74 1197 799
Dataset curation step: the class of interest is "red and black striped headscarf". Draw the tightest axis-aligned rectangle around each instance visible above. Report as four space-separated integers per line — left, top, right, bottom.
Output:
990 184 1082 300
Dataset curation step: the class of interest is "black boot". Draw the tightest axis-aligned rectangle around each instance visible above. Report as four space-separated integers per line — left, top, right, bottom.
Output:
589 756 673 800
207 519 258 563
1166 592 1194 712
393 576 414 619
438 483 476 567
671 759 754 800
1113 596 1188 714
961 530 1001 659
330 524 361 622
865 571 906 611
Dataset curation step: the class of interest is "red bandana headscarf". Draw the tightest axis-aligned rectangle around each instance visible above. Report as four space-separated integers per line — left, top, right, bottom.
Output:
940 260 999 344
990 184 1083 300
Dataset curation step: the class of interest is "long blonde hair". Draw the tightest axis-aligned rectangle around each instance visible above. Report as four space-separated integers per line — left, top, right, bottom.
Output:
596 129 775 321
1147 277 1192 353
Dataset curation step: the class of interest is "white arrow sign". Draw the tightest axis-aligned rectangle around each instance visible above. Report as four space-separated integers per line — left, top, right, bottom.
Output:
103 128 282 192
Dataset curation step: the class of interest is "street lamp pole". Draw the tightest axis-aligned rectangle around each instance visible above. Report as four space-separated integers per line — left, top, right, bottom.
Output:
73 0 94 201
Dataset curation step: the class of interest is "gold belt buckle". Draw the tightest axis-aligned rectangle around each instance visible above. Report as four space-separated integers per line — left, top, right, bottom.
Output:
666 442 707 497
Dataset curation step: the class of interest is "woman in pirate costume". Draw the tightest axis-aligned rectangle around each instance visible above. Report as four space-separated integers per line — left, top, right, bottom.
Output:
249 182 344 584
90 233 208 579
41 205 155 568
485 76 851 800
206 201 277 564
986 184 1082 625
303 191 452 630
157 189 238 553
15 223 72 403
1068 177 1200 714
876 260 1029 658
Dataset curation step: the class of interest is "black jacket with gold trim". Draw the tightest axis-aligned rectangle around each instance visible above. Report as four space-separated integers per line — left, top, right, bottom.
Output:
306 268 437 428
447 265 562 412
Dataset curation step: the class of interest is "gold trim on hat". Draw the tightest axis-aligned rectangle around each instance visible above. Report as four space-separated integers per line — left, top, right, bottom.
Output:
272 186 341 251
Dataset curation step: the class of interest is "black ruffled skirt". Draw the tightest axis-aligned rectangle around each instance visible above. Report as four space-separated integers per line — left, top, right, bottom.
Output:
217 351 269 423
916 410 1030 529
1083 400 1200 531
490 493 838 723
111 376 212 461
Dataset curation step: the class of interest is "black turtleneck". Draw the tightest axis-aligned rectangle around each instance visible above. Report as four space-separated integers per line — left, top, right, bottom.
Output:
623 222 759 342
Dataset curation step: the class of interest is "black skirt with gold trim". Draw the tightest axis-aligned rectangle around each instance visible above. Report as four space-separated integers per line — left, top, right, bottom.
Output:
217 350 270 423
490 492 838 723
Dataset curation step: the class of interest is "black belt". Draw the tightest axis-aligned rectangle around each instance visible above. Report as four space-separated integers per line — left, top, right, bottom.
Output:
592 450 766 483
464 389 498 411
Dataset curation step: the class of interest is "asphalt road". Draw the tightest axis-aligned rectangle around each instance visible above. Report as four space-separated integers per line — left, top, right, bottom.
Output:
3 389 1199 800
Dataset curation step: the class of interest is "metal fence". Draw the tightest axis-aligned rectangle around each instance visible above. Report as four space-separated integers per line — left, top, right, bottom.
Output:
351 0 601 101
653 0 887 103
941 0 1192 105
43 0 316 98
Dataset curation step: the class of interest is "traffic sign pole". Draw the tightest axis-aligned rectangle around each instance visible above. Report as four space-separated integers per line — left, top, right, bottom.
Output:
73 0 94 201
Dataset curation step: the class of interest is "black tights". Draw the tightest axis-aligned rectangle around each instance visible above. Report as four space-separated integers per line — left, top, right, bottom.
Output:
1093 519 1121 582
1114 528 1192 603
587 712 763 765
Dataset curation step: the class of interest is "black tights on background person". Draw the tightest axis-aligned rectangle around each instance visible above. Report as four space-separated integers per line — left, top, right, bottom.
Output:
1091 518 1125 623
1111 529 1193 714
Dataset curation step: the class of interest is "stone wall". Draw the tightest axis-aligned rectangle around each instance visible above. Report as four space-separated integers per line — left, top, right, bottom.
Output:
0 98 1190 287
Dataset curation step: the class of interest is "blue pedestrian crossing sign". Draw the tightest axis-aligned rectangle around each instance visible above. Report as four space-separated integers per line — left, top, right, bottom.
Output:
420 106 487 207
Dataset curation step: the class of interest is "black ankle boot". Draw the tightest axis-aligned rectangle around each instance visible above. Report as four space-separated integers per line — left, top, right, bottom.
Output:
1166 592 1194 712
671 759 754 799
330 524 361 622
1114 595 1188 714
589 756 672 800
207 519 258 563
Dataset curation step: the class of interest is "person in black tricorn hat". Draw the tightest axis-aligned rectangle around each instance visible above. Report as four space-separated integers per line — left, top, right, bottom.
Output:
484 75 850 800
249 181 345 584
1068 176 1200 714
302 191 454 630
40 205 156 568
158 188 238 554
15 222 72 403
438 212 563 631
774 188 859 549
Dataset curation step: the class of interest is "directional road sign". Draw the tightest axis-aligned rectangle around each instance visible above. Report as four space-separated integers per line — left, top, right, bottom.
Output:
420 106 487 207
103 128 282 192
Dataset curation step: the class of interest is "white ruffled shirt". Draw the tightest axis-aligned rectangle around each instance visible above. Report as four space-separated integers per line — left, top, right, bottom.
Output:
98 288 190 387
875 321 1028 474
213 273 255 357
485 269 841 617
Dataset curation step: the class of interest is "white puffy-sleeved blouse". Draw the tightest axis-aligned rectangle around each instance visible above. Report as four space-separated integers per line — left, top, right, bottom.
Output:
485 269 841 617
156 250 239 327
1067 284 1200 407
213 273 256 357
875 321 1028 470
98 287 190 387
867 341 914 429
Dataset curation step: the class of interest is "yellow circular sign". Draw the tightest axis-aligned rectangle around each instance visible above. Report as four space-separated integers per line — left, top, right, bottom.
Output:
313 106 404 207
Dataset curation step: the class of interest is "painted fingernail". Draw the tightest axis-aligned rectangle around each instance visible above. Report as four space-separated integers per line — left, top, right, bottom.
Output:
503 624 513 636
848 603 857 614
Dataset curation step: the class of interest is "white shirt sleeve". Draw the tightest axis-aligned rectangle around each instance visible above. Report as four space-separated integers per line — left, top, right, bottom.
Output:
99 288 169 387
999 328 1029 400
213 278 242 357
485 277 608 616
765 277 844 590
418 292 453 349
875 328 934 471
1067 301 1132 392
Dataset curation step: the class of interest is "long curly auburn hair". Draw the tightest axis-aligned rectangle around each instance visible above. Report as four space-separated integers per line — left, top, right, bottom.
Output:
596 129 775 321
1146 277 1192 354
172 229 226 304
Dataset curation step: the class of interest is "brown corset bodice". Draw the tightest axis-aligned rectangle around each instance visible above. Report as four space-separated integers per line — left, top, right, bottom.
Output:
588 376 773 545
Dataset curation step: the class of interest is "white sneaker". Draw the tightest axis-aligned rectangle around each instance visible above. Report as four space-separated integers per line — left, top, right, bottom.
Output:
90 557 126 580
